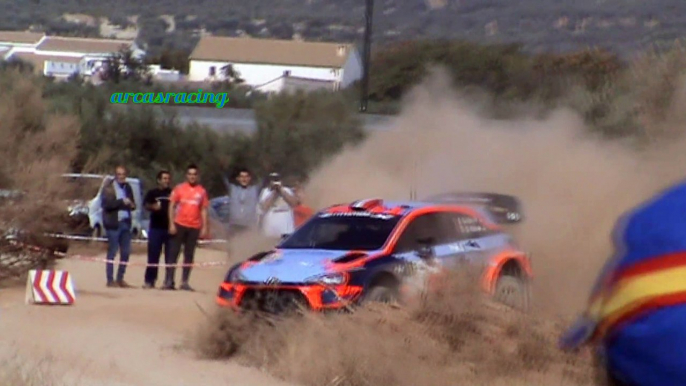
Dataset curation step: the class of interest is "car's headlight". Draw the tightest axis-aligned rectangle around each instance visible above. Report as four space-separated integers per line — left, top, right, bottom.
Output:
305 272 348 286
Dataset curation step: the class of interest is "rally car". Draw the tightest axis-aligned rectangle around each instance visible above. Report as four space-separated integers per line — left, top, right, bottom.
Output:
216 192 532 314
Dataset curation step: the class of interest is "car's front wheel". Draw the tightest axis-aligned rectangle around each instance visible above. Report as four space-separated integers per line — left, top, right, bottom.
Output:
493 275 530 311
364 285 399 305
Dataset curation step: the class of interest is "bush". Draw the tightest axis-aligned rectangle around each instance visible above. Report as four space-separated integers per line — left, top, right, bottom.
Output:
252 90 366 179
0 70 78 282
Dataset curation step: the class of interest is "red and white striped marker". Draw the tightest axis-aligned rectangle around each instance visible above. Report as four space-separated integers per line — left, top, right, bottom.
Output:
25 270 76 305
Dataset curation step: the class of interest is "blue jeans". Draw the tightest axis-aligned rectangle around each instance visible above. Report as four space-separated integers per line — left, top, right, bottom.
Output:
106 221 132 283
145 227 171 285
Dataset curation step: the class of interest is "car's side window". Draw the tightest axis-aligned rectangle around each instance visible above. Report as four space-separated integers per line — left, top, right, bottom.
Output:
448 213 490 240
393 213 449 253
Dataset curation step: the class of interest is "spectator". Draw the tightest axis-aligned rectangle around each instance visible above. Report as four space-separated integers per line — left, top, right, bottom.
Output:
163 164 209 291
226 167 259 237
292 180 314 228
258 172 299 238
142 170 172 289
101 165 136 288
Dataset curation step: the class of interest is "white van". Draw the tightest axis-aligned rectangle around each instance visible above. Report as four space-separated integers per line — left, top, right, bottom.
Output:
61 173 145 238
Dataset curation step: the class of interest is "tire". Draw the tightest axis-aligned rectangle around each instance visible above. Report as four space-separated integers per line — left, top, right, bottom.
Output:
493 275 530 311
364 285 399 305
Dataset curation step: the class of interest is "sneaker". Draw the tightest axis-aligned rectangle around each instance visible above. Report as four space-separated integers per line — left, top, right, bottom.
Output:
106 281 117 288
179 283 194 291
117 280 133 288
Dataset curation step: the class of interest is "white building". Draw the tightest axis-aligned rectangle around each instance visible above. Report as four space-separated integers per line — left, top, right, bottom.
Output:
0 31 143 80
0 31 44 54
187 36 363 93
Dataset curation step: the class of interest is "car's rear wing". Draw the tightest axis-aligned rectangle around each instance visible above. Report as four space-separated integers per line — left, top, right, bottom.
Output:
423 191 524 224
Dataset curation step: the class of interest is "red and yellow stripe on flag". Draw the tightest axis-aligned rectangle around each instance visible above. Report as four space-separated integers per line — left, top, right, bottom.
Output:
586 252 686 342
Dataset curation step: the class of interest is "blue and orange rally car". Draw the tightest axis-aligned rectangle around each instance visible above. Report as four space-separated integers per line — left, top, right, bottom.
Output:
216 192 533 314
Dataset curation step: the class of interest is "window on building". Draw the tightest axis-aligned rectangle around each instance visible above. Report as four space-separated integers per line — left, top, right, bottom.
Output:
209 66 216 76
283 70 291 77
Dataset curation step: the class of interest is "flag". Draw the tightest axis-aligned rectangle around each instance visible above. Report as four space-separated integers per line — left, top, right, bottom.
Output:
560 178 686 385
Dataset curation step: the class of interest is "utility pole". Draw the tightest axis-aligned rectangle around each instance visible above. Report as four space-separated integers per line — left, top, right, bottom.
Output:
359 0 374 113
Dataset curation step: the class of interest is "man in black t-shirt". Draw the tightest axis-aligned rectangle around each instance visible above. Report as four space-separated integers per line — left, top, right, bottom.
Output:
143 170 172 288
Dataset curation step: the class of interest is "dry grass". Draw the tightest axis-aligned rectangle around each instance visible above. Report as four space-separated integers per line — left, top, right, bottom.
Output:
194 269 600 386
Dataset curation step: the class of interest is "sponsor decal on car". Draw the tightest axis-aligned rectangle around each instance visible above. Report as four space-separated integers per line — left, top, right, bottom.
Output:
318 212 397 220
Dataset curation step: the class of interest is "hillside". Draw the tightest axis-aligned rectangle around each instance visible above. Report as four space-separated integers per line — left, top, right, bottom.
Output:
2 0 685 57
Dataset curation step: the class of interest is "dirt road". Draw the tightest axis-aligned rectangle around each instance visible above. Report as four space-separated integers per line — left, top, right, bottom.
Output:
0 246 297 386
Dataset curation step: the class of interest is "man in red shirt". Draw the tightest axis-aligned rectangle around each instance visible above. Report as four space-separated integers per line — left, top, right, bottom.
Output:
163 164 209 291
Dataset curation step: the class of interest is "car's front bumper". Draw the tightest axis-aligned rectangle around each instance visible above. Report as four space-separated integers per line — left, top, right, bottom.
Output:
216 281 364 313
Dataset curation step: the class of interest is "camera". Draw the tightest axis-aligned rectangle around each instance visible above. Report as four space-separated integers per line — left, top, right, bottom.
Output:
269 172 281 189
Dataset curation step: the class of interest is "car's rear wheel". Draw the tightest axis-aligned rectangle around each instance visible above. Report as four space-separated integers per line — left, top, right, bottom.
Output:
494 275 530 311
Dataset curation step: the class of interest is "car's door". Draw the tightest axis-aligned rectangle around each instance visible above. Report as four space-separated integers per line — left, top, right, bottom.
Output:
393 212 446 262
444 212 501 266
391 212 448 297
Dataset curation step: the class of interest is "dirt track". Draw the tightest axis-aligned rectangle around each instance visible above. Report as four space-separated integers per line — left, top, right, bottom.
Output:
0 246 296 386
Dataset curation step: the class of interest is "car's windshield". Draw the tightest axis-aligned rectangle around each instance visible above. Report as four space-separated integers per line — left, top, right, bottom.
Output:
278 213 402 250
61 177 102 200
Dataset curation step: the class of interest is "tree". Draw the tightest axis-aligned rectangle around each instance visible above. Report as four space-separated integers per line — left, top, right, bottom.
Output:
102 47 151 84
220 64 245 86
252 90 365 179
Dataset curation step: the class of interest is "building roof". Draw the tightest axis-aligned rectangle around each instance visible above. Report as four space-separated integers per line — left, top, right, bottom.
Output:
189 36 354 68
9 52 81 74
36 36 133 54
0 30 45 45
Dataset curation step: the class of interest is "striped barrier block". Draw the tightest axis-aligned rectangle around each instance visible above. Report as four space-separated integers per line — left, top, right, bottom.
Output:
25 270 76 305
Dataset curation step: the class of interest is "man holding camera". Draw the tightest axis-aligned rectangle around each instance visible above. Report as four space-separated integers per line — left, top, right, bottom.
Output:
258 172 299 238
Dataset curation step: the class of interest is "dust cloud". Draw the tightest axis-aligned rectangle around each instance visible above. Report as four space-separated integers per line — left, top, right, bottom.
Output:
305 67 686 315
203 68 686 386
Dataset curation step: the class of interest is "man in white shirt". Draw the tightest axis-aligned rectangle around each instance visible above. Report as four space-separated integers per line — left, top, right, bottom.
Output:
258 172 299 238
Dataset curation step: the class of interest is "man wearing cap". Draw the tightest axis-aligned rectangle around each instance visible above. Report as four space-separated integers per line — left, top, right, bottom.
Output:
559 180 686 385
258 172 299 239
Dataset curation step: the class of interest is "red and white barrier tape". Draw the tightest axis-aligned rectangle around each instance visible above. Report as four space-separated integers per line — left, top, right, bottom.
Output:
7 240 230 269
43 233 227 245
66 255 230 268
